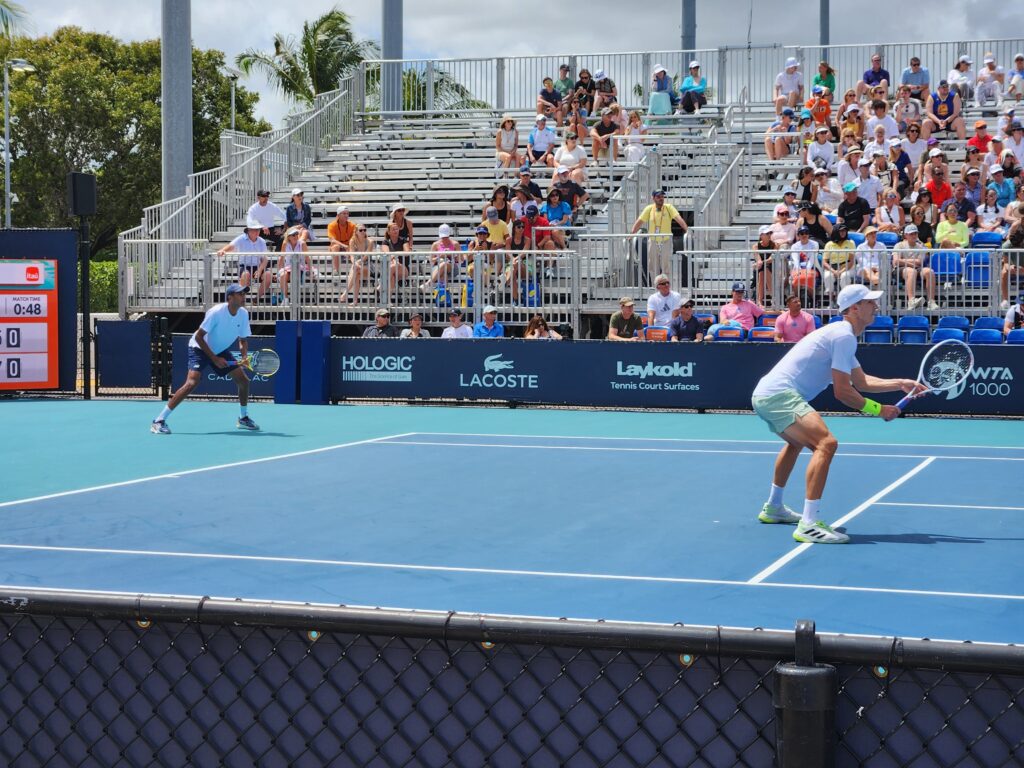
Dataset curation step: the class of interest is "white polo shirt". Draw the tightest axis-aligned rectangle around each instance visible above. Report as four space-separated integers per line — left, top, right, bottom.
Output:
189 303 252 352
246 200 286 229
753 321 859 401
228 233 268 267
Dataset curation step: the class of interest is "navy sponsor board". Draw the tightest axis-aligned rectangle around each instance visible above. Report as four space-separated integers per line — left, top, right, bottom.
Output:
330 339 1024 416
172 334 276 398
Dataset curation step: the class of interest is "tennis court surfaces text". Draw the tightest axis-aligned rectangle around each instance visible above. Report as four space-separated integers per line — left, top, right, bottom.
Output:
1 400 1022 644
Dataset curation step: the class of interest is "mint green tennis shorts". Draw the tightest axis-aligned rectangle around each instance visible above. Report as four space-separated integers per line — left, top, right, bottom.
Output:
751 388 815 434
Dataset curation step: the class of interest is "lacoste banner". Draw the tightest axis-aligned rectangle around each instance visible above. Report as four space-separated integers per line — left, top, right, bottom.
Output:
329 339 1024 415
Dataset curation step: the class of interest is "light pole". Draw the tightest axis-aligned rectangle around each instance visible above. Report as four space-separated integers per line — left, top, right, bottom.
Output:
4 58 35 229
222 66 243 132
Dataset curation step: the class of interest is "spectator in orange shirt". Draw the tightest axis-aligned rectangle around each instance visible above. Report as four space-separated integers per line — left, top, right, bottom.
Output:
805 86 832 126
328 205 357 272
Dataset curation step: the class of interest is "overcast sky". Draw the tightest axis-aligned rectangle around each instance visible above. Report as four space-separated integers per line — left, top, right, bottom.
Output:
28 0 1006 126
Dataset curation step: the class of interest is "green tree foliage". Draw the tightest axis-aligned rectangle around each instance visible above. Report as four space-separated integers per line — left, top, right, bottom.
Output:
364 66 491 114
3 27 270 257
235 6 378 106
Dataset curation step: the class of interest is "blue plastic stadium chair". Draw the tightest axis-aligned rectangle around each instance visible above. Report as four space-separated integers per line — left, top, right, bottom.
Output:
849 231 866 246
829 314 845 323
1007 329 1024 344
877 232 899 248
864 315 895 343
937 315 970 332
748 327 776 341
695 312 716 326
971 230 1005 248
968 328 1003 344
757 312 781 328
824 213 837 225
930 251 963 280
973 316 1004 332
813 314 823 328
897 315 929 344
931 327 966 343
964 251 991 288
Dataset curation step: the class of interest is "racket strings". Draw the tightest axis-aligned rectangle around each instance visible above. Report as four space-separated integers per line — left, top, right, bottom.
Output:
922 346 973 391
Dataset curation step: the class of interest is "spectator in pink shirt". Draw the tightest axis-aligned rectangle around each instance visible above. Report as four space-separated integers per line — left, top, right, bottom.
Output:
719 281 765 330
774 294 817 342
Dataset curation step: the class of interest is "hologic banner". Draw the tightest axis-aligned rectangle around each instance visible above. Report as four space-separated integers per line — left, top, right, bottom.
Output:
330 339 1024 416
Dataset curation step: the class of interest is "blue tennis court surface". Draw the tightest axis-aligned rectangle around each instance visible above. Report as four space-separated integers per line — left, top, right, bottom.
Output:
2 400 1022 644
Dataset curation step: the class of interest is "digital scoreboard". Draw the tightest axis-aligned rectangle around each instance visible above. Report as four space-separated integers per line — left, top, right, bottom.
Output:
0 259 59 389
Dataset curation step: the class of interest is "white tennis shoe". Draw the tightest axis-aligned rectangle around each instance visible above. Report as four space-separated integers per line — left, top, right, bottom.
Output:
793 520 850 544
758 503 801 524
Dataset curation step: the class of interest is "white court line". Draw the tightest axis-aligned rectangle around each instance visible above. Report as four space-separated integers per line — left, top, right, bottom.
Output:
876 502 1024 512
0 433 416 510
407 431 1024 452
374 440 1024 462
747 457 938 585
0 542 1019 602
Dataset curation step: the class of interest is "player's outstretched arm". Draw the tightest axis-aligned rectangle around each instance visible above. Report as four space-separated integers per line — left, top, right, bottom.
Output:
851 367 925 395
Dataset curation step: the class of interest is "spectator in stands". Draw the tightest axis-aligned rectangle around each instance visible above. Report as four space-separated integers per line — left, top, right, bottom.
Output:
285 189 313 244
950 182 978 227
527 115 558 168
976 53 1005 108
608 297 644 341
1004 289 1024 332
788 226 821 300
914 188 939 231
511 186 531 220
947 56 974 101
977 187 1008 236
507 219 529 252
782 189 800 219
769 203 798 247
855 227 883 287
647 274 682 326
997 105 1017 137
473 305 505 338
362 308 398 338
839 102 866 141
961 146 988 190
485 185 513 224
467 224 497 274
774 294 816 342
923 80 966 139
679 61 707 114
797 202 832 246
536 77 565 126
554 135 588 184
339 223 374 303
719 282 764 330
1006 122 1024 167
968 120 993 154
593 69 617 111
495 114 521 171
866 99 899 140
774 57 803 114
797 109 816 154
815 167 842 212
1000 148 1023 182
651 64 679 109
964 166 985 206
524 315 562 340
517 166 543 202
1005 183 1024 221
876 188 906 232
822 224 855 304
218 219 272 298
791 166 818 204
901 57 930 101
856 157 883 209
836 146 861 189
807 126 836 171
381 221 412 295
893 87 923 133
276 227 317 305
937 202 970 248
752 226 777 305
554 64 574 100
540 189 572 248
247 189 286 250
400 313 431 339
621 110 648 162
813 61 836 99
1009 54 1024 102
893 225 938 310
857 54 890 100
328 205 357 271
573 68 596 115
1000 227 1024 310
482 206 512 248
632 189 687 284
520 203 554 250
837 182 872 233
901 122 927 169
390 202 414 243
917 146 949 187
552 166 589 212
834 90 858 133
590 108 621 163
565 98 589 149
924 163 953 209
669 297 704 341
421 224 462 293
441 308 473 339
989 164 1017 208
764 108 797 160
909 204 934 246
887 138 913 199
863 124 889 163
984 135 1005 171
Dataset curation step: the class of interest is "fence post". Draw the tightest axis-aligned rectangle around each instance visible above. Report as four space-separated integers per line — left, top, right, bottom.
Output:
773 620 836 768
426 60 435 113
717 48 728 104
641 52 651 106
496 58 506 111
203 251 213 309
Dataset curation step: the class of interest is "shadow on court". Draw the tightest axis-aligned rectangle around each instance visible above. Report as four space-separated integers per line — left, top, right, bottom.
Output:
172 431 300 438
844 532 1014 545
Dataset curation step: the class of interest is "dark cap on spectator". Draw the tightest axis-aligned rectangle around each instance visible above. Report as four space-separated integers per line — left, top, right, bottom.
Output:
225 283 248 295
797 225 811 234
781 107 795 117
519 165 532 175
256 189 270 197
731 281 746 293
938 79 949 87
651 189 665 197
526 203 539 214
475 225 489 234
449 308 463 317
559 63 570 71
619 296 635 306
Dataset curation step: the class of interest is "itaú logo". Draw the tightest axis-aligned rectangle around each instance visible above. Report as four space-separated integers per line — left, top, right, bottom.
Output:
341 355 415 382
616 361 695 379
460 354 538 389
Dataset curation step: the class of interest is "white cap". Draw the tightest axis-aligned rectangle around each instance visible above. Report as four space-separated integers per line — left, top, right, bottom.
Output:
888 137 903 147
653 64 667 75
984 53 995 64
959 55 973 65
285 226 302 237
815 125 830 133
556 165 570 174
594 69 606 80
785 57 800 68
858 157 872 166
928 148 943 157
336 204 349 215
904 224 918 234
438 224 452 237
813 166 828 174
758 225 773 235
990 163 1005 174
1016 53 1024 61
837 284 883 312
689 60 701 69
391 202 406 214
245 218 262 230
291 188 303 196
535 114 547 122
847 103 861 112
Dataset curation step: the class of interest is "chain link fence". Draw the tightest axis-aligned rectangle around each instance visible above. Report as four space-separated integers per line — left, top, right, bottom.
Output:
0 590 1020 766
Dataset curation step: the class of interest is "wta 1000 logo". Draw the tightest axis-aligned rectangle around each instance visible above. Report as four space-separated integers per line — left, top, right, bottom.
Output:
945 365 1014 400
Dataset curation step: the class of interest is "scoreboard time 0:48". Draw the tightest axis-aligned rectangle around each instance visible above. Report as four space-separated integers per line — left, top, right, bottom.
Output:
0 260 59 390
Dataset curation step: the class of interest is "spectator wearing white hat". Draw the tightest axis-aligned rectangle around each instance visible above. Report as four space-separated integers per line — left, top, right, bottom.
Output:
1008 54 1024 102
856 53 890 101
276 226 318 305
592 69 617 112
421 224 464 293
892 224 937 311
918 146 950 190
473 305 505 338
922 80 965 140
976 52 1005 108
651 64 679 109
855 158 883 209
888 138 913 199
217 219 272 298
679 61 707 114
526 114 558 167
551 166 589 212
774 57 804 114
389 202 414 244
284 188 313 244
988 164 1016 208
806 125 836 172
946 56 975 102
554 134 588 184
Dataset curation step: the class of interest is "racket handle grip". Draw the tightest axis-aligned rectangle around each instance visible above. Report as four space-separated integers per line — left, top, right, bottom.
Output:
895 393 914 411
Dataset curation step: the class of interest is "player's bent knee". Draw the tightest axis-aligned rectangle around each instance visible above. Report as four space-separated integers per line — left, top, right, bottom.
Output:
817 434 839 456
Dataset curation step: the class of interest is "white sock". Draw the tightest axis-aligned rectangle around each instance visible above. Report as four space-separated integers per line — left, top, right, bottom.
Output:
240 405 248 418
802 499 821 526
156 406 172 422
768 483 785 507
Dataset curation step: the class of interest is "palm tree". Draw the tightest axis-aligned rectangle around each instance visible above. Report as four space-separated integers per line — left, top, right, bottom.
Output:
0 1 27 38
364 66 491 114
235 7 378 106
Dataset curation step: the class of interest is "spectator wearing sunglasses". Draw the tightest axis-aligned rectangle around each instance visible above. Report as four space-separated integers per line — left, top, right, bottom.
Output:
573 69 596 115
900 57 930 101
768 204 798 247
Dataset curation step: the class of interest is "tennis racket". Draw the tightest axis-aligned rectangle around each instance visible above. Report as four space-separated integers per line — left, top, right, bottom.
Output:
895 339 974 411
241 349 281 377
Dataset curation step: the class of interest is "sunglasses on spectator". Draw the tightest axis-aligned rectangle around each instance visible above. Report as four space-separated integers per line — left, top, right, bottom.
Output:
778 211 789 216
907 128 920 133
657 281 669 287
